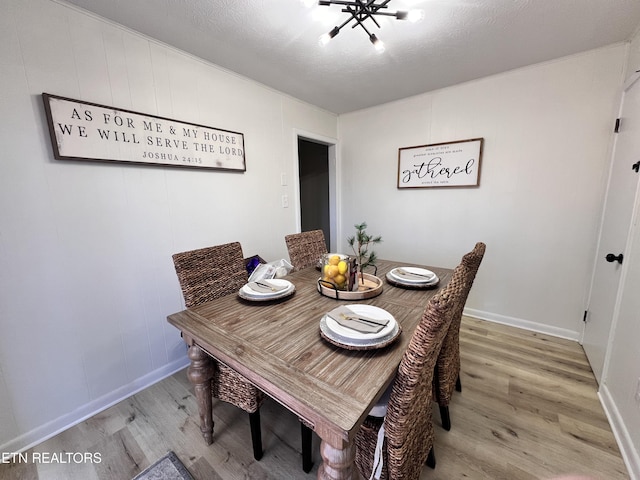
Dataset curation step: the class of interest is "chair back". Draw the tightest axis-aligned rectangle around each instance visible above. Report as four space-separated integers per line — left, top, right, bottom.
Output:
172 242 248 308
285 230 328 271
450 241 486 343
434 242 485 409
382 274 464 479
461 242 486 277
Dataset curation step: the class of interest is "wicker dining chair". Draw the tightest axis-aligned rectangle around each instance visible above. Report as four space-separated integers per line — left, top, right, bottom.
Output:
355 276 463 479
433 241 486 431
172 242 266 460
172 241 314 471
285 229 328 271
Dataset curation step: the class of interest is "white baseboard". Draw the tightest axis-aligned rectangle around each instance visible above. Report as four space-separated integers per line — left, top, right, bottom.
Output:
599 385 640 480
0 356 189 454
464 308 581 341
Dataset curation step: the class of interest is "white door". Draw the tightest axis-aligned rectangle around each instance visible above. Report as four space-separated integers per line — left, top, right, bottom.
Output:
583 73 640 384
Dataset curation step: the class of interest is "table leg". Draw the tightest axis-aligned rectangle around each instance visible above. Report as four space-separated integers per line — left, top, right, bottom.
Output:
318 438 358 480
187 343 215 445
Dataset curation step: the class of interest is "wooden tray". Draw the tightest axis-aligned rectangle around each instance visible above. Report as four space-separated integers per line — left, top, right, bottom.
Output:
317 273 383 300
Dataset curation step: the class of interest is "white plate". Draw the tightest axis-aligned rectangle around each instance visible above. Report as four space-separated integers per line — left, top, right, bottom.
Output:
240 279 294 297
320 317 400 348
389 267 437 284
324 304 396 341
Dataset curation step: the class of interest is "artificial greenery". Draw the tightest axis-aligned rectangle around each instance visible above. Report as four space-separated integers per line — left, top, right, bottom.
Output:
347 222 382 283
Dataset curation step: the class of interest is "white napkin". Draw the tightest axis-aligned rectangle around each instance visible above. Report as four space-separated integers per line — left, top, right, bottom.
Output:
393 268 436 282
248 280 288 293
326 305 388 334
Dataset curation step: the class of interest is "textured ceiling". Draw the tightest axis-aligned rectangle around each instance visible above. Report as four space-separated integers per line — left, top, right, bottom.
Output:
62 0 640 114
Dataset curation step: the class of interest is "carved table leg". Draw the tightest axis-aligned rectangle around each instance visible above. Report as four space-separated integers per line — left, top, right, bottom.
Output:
318 439 358 480
187 343 215 445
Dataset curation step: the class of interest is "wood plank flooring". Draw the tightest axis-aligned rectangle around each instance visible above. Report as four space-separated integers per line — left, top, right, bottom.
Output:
0 317 629 479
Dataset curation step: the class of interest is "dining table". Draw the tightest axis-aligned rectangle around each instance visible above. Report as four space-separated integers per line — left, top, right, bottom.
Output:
167 259 452 480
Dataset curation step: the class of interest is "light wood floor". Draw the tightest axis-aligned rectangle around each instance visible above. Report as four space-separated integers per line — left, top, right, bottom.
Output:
0 317 629 479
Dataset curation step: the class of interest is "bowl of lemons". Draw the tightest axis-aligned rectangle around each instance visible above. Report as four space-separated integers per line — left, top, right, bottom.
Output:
320 254 350 291
317 253 383 300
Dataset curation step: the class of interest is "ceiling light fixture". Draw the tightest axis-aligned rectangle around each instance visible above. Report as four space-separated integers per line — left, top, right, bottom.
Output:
313 1 423 52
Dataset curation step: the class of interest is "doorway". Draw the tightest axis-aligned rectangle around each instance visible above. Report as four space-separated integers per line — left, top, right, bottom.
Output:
295 134 338 250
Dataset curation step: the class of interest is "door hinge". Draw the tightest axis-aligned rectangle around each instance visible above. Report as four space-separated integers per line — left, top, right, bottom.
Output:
614 118 621 133
633 161 640 173
583 310 588 323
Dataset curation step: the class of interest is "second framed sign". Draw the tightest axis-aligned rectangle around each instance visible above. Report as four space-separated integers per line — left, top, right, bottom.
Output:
397 137 483 188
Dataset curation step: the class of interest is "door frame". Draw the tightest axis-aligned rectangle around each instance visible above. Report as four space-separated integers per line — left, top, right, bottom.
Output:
293 129 340 251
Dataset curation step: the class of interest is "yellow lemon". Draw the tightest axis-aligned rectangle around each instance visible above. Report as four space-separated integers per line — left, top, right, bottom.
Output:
334 274 346 286
329 255 341 266
337 260 348 275
323 264 331 276
327 265 339 278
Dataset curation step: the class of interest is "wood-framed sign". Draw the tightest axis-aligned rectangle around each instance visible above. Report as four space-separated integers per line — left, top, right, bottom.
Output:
397 137 483 188
42 93 246 172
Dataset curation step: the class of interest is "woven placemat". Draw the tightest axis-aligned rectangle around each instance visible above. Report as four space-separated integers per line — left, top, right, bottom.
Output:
320 325 402 351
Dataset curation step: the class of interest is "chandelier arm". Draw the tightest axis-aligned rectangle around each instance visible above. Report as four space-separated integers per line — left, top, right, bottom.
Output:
366 14 381 29
342 5 377 32
371 0 392 11
343 5 370 32
349 4 381 29
324 0 363 6
355 18 373 36
369 11 396 17
337 13 354 31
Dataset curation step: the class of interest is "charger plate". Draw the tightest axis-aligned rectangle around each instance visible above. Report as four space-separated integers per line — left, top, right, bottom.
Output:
385 272 439 290
319 316 401 350
238 280 296 301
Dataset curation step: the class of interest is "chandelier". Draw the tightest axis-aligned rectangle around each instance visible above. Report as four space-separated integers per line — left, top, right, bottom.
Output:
309 1 424 52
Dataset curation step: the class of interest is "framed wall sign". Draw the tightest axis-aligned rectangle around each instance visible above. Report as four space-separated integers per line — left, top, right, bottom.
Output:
42 93 246 172
397 137 483 188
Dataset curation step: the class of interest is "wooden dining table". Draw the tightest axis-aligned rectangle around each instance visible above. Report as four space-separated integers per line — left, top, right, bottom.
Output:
167 259 452 480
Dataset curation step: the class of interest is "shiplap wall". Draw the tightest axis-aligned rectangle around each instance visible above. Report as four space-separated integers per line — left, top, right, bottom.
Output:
336 43 640 476
337 44 627 337
0 0 336 452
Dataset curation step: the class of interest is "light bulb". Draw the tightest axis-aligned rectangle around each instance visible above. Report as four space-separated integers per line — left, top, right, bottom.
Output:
370 34 385 53
320 27 340 45
407 9 424 22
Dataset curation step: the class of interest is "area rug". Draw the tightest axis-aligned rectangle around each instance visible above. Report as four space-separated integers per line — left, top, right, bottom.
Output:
133 451 194 480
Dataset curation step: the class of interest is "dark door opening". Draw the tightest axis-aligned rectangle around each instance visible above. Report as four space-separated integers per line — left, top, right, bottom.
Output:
298 138 330 245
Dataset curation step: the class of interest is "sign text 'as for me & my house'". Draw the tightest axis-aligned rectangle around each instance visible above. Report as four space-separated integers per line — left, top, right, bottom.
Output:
42 93 246 171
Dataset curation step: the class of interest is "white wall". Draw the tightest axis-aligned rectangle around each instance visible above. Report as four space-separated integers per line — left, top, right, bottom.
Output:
0 0 337 452
338 45 626 339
